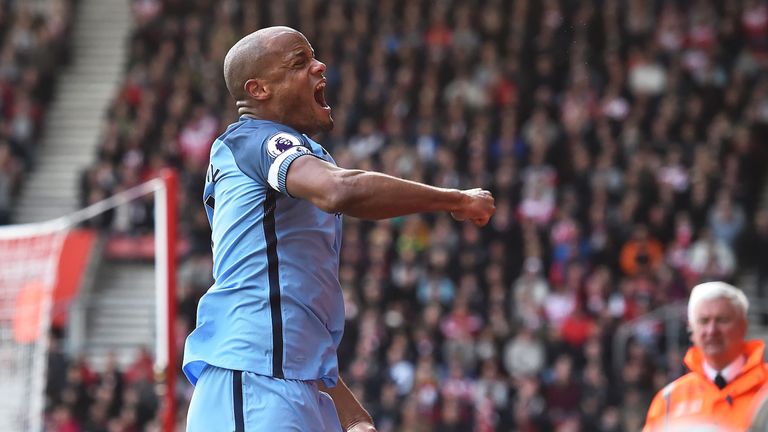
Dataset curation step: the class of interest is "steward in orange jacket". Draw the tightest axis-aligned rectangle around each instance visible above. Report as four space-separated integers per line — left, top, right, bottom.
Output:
644 282 768 432
644 340 768 431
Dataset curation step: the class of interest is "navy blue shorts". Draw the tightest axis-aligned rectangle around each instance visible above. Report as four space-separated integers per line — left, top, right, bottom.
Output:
186 365 343 431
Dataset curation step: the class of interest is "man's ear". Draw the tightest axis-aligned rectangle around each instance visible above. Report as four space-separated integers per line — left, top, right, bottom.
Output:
244 78 270 100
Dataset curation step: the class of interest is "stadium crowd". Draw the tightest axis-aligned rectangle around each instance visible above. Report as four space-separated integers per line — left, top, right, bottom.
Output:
0 0 75 225
41 0 768 431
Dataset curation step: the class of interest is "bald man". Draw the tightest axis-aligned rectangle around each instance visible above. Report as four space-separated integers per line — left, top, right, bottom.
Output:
182 27 495 431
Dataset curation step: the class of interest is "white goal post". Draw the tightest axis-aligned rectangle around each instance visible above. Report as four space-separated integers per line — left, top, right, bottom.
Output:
0 170 178 432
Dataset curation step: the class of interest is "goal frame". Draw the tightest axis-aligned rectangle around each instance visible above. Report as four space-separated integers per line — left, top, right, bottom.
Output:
0 169 178 432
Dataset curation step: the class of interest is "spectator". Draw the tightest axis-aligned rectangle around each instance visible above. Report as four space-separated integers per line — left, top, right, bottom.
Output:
708 190 746 246
0 141 21 224
512 256 549 329
544 354 581 427
687 228 737 282
503 326 545 380
745 209 768 305
619 225 664 277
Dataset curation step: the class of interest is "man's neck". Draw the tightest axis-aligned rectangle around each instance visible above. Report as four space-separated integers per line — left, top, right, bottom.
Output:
704 351 745 377
237 107 298 130
237 106 266 119
236 99 275 120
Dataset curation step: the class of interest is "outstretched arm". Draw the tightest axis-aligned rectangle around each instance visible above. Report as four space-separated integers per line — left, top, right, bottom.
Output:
318 377 376 432
286 156 495 225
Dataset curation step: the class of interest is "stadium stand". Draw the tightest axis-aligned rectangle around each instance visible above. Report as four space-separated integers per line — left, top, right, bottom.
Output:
0 0 76 225
20 0 768 431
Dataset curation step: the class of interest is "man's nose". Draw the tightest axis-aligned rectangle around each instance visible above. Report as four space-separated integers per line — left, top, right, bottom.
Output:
312 59 326 75
704 322 719 334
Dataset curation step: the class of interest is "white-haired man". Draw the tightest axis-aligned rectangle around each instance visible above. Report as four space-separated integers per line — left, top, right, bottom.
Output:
643 281 768 431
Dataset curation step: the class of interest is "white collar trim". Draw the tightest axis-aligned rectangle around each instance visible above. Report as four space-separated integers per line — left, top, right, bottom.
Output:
704 355 746 385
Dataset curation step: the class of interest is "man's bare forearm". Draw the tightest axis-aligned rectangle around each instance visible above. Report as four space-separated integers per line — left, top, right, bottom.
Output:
318 377 374 430
327 169 467 219
287 156 495 225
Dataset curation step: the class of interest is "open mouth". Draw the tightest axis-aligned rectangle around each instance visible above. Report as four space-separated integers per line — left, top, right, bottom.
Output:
314 81 329 109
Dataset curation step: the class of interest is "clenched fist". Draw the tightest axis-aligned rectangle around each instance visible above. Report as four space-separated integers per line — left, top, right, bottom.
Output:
450 188 495 226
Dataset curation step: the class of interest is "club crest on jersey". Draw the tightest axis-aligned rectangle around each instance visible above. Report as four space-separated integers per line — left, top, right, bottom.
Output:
267 133 302 158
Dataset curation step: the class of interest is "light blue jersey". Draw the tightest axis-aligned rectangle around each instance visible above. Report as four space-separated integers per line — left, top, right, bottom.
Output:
183 117 344 388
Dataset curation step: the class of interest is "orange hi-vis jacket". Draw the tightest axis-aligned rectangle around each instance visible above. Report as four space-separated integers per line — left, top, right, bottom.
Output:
644 340 768 432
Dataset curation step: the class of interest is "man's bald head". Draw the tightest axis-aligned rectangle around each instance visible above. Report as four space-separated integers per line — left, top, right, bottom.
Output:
223 26 304 100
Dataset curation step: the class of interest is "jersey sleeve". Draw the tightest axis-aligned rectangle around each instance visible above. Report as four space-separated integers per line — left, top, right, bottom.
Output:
266 145 312 195
228 130 315 196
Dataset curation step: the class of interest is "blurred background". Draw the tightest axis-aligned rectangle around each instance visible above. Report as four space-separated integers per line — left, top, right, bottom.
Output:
2 0 768 431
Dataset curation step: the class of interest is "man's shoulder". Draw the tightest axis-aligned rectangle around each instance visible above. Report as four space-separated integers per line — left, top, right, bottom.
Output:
217 119 309 156
218 119 272 144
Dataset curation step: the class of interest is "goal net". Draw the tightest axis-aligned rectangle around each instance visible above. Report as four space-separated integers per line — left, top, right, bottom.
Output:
0 170 178 432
